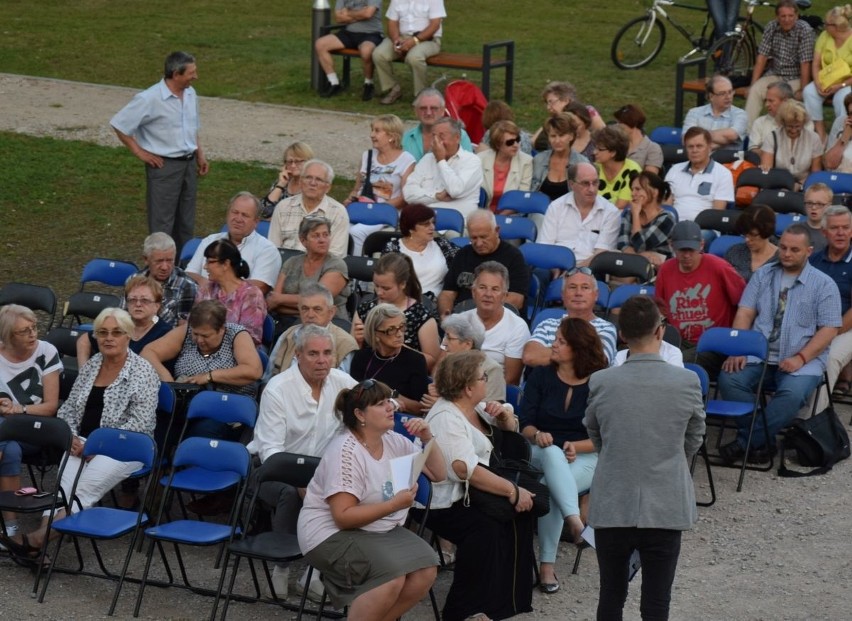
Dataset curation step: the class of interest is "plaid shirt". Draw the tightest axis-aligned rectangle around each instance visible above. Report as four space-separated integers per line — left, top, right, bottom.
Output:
124 267 197 325
616 209 676 258
757 19 815 82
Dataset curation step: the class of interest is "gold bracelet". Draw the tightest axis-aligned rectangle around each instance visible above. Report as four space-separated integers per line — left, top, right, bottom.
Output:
412 36 420 45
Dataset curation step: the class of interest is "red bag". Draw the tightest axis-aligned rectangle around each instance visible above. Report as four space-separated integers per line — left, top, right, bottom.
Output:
723 160 758 207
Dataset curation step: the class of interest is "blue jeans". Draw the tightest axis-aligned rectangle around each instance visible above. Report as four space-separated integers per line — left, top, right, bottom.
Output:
706 0 740 38
717 363 821 449
530 445 597 563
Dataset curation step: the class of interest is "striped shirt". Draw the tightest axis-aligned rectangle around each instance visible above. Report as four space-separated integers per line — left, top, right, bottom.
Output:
529 314 617 364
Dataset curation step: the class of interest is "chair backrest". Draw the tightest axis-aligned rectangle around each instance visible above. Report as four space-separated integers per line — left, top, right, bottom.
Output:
774 212 806 237
347 202 399 228
590 252 652 282
343 255 377 282
803 171 852 194
450 236 471 248
753 189 805 215
185 391 258 428
606 284 655 314
279 247 306 265
696 327 768 359
261 315 275 351
0 282 57 330
63 291 122 325
649 126 682 146
519 242 576 272
684 362 710 402
737 167 796 191
362 230 400 257
662 204 679 223
0 414 73 454
82 427 157 469
255 220 271 238
255 451 321 488
478 187 488 208
661 144 687 170
44 326 85 358
495 215 537 243
433 207 465 234
530 307 565 333
179 238 203 268
710 149 739 164
708 234 745 258
79 258 138 288
158 381 176 416
394 412 417 441
694 209 742 235
505 384 523 410
171 437 251 477
258 348 270 373
497 190 551 216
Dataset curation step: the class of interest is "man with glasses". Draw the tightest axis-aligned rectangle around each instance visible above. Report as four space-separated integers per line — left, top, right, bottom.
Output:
523 267 617 367
803 183 833 252
718 224 841 464
403 117 483 220
248 324 357 599
401 88 473 161
128 232 197 326
683 75 747 150
665 127 735 222
268 159 350 257
537 162 620 267
745 0 815 128
186 192 282 295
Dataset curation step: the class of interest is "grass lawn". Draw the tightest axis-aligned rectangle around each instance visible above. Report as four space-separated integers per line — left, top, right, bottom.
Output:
0 0 835 302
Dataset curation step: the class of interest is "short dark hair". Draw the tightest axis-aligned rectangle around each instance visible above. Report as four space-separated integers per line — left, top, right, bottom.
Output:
563 102 591 128
481 100 515 130
613 103 647 130
734 203 776 239
592 126 630 161
204 239 250 279
683 126 712 144
189 299 227 331
544 112 580 139
164 51 196 79
399 203 436 237
775 0 798 13
783 223 814 246
334 380 394 430
619 295 662 341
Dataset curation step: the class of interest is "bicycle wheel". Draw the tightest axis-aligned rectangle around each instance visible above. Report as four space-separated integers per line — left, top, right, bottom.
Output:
611 15 666 70
708 31 756 87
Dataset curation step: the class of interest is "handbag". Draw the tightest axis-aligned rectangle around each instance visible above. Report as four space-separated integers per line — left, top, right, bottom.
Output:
360 149 376 200
819 57 851 88
777 407 851 477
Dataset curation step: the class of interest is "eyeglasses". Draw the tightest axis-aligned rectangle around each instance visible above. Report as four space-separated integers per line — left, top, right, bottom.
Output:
416 105 442 112
303 175 330 185
443 334 463 342
204 258 220 264
376 324 406 336
572 179 599 189
567 266 594 277
804 201 829 209
712 90 734 97
353 379 377 403
12 325 37 337
477 372 489 383
126 297 156 305
504 138 520 147
545 98 564 107
658 316 668 330
284 158 305 166
94 329 127 339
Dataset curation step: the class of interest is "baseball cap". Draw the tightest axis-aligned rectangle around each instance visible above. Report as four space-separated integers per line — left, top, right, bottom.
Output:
670 221 702 251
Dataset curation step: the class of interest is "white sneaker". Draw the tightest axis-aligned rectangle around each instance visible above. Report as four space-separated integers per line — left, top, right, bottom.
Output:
0 523 18 551
296 566 325 603
271 564 289 599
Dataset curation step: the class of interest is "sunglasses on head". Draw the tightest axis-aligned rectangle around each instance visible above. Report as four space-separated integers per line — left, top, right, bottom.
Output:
353 379 377 403
567 266 594 277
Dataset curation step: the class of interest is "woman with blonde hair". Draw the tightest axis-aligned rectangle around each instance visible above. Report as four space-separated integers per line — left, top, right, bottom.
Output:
760 100 822 186
477 120 533 213
260 141 315 218
803 4 852 140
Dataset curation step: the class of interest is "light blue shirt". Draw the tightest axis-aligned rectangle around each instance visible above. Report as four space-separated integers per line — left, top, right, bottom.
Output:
111 79 200 158
741 261 842 373
402 124 473 162
683 103 747 150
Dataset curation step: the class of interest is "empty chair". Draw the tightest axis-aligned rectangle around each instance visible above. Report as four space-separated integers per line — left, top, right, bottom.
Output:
61 291 122 329
753 189 805 215
347 201 399 228
649 126 682 146
661 144 688 170
803 171 852 194
519 242 576 273
361 230 400 257
0 282 57 330
590 252 653 283
495 215 537 243
433 207 465 235
774 213 807 237
497 190 551 216
79 258 139 290
694 209 743 236
684 363 716 508
343 255 377 283
736 167 796 192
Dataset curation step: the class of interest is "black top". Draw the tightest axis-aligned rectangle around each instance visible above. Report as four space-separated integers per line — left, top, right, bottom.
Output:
350 346 429 403
538 177 569 202
80 385 107 439
442 241 530 304
518 365 591 446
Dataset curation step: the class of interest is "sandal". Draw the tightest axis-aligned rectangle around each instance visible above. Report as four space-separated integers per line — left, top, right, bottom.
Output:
439 548 456 566
833 380 851 396
0 532 49 568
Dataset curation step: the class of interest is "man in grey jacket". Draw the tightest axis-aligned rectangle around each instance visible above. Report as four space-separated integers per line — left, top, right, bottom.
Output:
584 295 706 620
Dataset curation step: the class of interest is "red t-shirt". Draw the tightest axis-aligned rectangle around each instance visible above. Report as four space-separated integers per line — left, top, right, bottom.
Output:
655 253 746 344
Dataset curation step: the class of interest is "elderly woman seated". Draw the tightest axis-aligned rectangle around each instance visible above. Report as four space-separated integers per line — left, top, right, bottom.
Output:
421 350 536 621
267 215 350 330
0 308 158 563
760 100 822 188
297 379 446 619
351 303 429 415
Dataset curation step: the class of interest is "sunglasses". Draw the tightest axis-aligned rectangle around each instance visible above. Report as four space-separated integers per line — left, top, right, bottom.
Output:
567 266 594 277
504 138 520 147
353 378 377 403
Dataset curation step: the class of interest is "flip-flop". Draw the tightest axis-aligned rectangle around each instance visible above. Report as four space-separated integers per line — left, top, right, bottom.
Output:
833 380 851 396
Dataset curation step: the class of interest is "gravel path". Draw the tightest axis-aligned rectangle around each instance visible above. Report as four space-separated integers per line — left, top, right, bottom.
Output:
3 72 852 620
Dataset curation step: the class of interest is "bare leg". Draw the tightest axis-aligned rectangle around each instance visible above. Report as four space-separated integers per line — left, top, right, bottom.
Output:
0 472 20 524
347 575 405 621
315 34 345 75
378 567 437 621
358 42 376 80
540 561 557 584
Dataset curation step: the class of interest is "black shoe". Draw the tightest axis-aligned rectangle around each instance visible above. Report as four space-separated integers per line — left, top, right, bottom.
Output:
320 83 343 98
362 83 374 101
719 441 746 465
746 445 777 464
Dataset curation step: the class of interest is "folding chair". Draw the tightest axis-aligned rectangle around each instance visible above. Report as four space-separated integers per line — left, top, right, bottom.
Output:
649 126 682 145
661 144 687 170
589 252 653 284
530 307 566 334
37 428 157 616
684 363 716 507
213 452 322 620
0 415 73 595
753 189 805 215
278 247 305 265
179 237 203 269
495 215 537 243
774 213 806 237
433 207 465 235
61 291 121 329
505 384 523 410
255 220 271 239
662 204 679 223
261 315 275 353
737 167 796 192
803 170 852 194
362 230 399 257
694 209 743 236
605 284 655 320
347 202 399 229
710 149 739 164
519 242 576 273
405 473 441 621
497 190 550 216
394 412 418 440
343 255 377 283
79 258 139 289
43 326 84 401
450 236 471 248
696 328 770 491
0 282 57 330
478 187 488 208
708 234 745 258
134 437 251 619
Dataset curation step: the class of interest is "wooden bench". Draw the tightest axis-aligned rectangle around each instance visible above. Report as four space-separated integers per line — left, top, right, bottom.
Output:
319 25 514 102
674 55 750 125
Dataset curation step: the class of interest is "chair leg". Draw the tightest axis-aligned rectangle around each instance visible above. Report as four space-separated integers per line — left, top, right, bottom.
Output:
296 565 315 621
209 549 232 621
221 555 243 621
133 539 158 617
572 542 589 575
37 532 66 603
108 529 143 616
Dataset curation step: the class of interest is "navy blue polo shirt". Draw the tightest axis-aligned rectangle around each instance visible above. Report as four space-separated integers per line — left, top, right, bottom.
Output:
810 247 852 315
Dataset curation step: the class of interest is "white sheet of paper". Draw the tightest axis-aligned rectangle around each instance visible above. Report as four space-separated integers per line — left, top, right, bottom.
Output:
390 440 436 493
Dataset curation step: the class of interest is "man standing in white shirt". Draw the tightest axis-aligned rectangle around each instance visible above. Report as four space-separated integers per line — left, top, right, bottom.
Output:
537 162 620 267
403 117 483 221
665 127 735 222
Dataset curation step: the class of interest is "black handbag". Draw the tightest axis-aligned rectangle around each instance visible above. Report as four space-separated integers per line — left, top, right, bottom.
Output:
360 149 376 200
777 407 851 477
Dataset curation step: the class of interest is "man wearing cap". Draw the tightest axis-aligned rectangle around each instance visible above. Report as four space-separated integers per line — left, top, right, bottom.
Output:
656 220 746 376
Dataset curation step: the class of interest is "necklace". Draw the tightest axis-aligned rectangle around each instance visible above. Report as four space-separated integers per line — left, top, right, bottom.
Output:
364 348 400 378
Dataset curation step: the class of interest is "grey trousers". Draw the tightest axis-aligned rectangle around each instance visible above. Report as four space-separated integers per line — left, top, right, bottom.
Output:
145 156 197 253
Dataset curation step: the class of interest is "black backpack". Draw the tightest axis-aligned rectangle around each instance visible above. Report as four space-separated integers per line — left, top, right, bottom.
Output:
777 407 851 477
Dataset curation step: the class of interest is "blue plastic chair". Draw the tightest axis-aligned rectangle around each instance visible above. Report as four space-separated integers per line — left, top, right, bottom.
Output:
394 412 417 440
451 236 471 248
495 215 537 243
38 428 157 614
684 363 715 507
433 207 465 235
803 170 852 194
179 237 203 268
478 187 488 208
505 384 523 410
255 220 271 238
79 258 139 289
708 234 744 258
261 314 275 352
135 438 251 619
519 242 576 272
497 190 551 215
774 213 806 237
696 328 771 492
530 307 565 333
347 201 399 228
649 126 682 145
606 284 655 319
